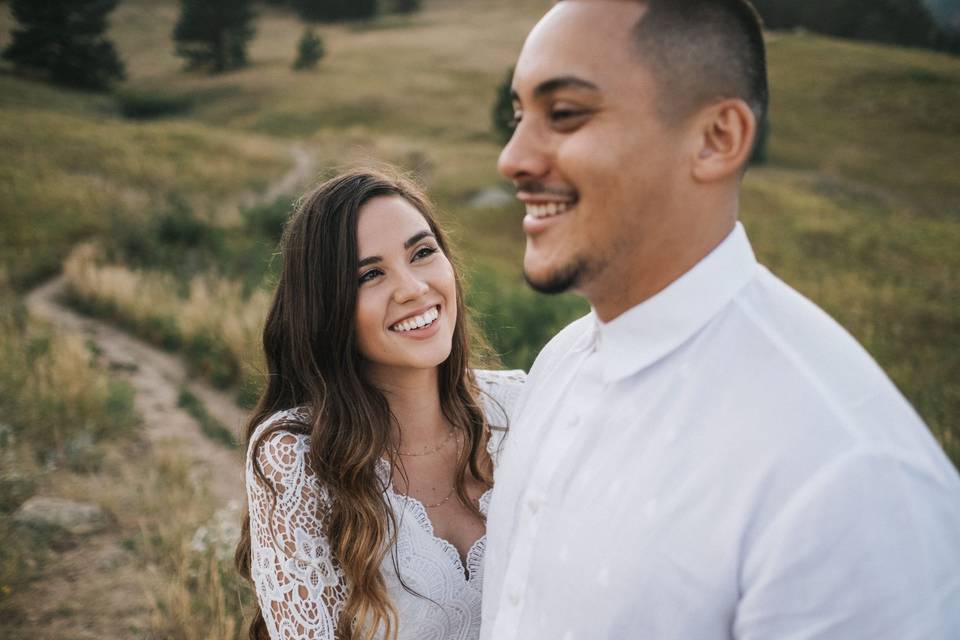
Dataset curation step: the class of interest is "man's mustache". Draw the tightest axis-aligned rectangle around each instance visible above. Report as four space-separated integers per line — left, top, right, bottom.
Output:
513 181 578 201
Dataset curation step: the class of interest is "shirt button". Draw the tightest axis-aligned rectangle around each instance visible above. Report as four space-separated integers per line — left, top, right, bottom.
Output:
527 498 540 514
509 591 522 607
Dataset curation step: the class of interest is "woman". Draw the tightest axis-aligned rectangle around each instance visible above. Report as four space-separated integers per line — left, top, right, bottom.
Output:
234 169 525 640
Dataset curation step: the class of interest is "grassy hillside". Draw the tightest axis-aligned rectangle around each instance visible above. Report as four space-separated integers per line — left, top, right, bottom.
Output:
0 60 292 289
0 0 956 469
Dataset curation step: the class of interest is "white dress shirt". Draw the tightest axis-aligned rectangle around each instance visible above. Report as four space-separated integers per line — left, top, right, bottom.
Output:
481 222 960 640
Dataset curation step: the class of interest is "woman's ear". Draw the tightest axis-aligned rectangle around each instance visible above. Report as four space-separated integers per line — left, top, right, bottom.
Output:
691 99 757 183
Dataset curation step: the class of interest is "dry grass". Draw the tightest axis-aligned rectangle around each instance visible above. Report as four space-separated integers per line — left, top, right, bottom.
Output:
108 448 247 640
62 243 269 390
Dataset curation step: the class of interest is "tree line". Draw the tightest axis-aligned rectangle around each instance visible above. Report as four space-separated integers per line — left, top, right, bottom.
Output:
1 0 423 90
752 0 960 54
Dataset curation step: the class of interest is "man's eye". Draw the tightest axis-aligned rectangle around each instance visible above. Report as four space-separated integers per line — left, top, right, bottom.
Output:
550 108 587 123
359 269 382 285
413 246 438 261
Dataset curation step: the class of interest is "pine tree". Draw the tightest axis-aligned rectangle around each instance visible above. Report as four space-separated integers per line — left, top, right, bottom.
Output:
491 66 516 144
293 0 379 23
292 28 325 70
2 0 125 90
391 0 422 14
173 0 256 72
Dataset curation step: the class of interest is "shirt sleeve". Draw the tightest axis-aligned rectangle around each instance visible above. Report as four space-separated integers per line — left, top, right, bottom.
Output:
246 427 350 639
734 448 960 640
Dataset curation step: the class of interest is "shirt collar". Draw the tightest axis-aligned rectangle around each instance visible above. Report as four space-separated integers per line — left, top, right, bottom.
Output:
594 222 758 383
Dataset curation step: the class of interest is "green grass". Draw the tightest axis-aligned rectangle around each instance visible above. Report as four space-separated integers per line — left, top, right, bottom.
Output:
0 1 956 466
0 284 143 620
0 72 291 289
177 388 237 449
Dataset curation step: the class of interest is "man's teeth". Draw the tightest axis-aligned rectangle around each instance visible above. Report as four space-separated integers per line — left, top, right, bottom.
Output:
391 307 440 332
526 201 572 219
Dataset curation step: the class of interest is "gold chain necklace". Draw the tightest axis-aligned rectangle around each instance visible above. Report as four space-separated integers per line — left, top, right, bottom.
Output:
394 427 455 457
421 485 457 509
395 432 461 509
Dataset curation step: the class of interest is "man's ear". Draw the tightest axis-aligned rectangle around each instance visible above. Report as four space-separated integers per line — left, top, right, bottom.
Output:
691 99 756 182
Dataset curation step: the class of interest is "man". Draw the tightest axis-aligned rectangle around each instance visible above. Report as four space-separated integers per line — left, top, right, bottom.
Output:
481 1 960 638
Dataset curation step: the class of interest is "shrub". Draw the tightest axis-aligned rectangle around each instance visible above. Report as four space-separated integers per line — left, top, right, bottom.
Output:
241 197 295 241
293 0 378 23
467 266 588 370
749 113 770 166
292 28 326 71
390 0 422 14
491 66 516 143
116 90 193 120
0 287 140 465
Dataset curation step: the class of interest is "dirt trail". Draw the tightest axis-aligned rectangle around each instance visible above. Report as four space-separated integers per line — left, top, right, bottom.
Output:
228 145 316 223
12 276 247 639
25 275 247 505
6 146 316 639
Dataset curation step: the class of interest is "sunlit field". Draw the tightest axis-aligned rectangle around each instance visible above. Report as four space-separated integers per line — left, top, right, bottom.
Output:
0 0 957 635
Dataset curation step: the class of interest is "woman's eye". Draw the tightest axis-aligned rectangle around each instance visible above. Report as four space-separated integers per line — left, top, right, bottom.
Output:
413 246 438 261
359 269 382 285
508 110 522 128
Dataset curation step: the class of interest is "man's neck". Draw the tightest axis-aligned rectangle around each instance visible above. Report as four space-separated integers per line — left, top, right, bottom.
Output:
588 211 737 323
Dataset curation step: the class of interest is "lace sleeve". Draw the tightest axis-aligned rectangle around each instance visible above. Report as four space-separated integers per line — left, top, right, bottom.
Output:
246 417 349 639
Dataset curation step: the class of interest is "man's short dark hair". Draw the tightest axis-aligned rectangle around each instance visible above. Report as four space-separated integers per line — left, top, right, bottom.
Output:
632 0 768 124
560 0 769 125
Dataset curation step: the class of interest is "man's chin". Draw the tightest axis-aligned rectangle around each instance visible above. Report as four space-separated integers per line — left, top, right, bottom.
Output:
523 260 584 295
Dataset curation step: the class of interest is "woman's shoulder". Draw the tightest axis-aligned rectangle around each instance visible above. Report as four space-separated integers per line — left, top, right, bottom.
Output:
472 368 527 429
246 406 312 471
474 368 527 387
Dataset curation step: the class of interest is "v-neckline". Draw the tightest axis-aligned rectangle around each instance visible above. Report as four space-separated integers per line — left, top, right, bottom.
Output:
386 478 492 582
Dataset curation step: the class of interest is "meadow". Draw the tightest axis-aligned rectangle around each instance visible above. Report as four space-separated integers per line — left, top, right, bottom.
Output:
0 0 958 635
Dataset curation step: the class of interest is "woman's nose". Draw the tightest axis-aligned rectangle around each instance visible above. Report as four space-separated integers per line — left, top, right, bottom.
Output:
392 269 430 304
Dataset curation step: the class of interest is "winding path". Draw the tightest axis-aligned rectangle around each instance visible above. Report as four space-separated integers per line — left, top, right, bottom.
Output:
25 275 247 506
6 145 316 639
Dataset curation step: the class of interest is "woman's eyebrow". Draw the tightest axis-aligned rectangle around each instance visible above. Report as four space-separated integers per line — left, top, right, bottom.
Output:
403 230 435 249
358 230 435 268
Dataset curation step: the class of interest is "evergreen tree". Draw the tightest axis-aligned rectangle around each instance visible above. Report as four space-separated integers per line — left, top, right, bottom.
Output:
752 0 952 53
173 0 256 72
293 28 326 70
293 0 379 23
391 0 422 14
2 0 125 90
491 66 516 144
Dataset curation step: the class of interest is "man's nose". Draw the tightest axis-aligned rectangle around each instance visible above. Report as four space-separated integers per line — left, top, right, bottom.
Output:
498 117 549 183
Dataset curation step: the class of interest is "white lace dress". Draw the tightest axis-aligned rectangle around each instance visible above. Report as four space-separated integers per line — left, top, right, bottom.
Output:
246 369 526 640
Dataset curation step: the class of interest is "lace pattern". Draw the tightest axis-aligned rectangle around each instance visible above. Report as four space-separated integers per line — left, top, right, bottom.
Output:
246 369 526 639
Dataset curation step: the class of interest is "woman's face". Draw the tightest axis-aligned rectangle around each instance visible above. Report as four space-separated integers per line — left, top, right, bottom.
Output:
354 195 457 378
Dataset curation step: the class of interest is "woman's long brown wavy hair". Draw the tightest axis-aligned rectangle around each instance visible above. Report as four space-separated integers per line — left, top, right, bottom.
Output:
234 168 492 640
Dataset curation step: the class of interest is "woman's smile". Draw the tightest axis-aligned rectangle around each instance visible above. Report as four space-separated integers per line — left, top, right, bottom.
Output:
389 304 442 337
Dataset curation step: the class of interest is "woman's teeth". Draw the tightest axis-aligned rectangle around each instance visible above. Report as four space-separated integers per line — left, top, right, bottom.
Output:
391 306 440 332
526 201 572 219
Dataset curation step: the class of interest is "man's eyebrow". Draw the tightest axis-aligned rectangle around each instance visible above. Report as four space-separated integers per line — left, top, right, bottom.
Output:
358 230 435 268
533 76 600 99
